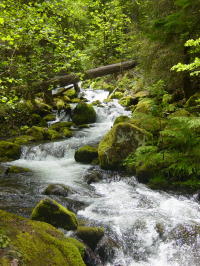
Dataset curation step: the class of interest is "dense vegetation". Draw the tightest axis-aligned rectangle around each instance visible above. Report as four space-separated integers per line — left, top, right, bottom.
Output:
0 0 200 186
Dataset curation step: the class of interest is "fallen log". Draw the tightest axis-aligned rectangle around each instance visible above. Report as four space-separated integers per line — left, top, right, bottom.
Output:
13 60 136 98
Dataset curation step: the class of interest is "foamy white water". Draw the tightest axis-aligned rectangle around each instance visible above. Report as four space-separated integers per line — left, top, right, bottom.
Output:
10 88 200 265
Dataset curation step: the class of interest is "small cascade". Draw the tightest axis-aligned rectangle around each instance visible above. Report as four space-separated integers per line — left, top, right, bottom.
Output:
4 88 200 266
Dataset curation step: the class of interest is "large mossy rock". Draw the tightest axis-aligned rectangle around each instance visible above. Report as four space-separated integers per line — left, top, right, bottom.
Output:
0 209 85 266
75 145 98 164
98 123 150 170
134 98 154 114
31 198 78 231
72 103 96 125
76 226 104 250
0 141 21 162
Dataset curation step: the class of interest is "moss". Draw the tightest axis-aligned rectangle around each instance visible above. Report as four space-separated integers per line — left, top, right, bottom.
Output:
131 113 166 135
43 114 56 122
50 122 73 131
76 226 104 250
148 175 170 190
26 126 46 141
0 210 85 266
46 129 63 141
168 108 193 118
11 135 35 145
0 141 21 162
72 103 96 125
75 145 98 164
98 122 151 170
61 128 73 138
56 98 66 110
113 115 131 125
6 166 31 174
134 98 154 114
64 88 77 99
110 91 123 99
31 198 78 231
119 96 136 107
71 98 81 103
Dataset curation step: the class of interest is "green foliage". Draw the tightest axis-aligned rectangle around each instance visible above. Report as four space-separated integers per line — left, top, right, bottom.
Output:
172 38 200 76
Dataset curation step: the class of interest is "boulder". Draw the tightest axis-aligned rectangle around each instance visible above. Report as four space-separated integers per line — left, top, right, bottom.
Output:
72 103 96 125
31 198 78 231
75 146 98 164
46 129 63 140
98 122 150 169
0 209 85 266
84 170 103 184
61 128 73 138
76 226 104 250
0 141 21 162
113 115 131 125
11 135 35 145
44 184 74 197
6 165 31 174
26 126 46 141
50 121 73 131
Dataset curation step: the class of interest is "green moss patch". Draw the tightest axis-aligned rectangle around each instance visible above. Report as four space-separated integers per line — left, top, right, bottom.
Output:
72 103 96 125
75 145 98 164
31 198 78 231
0 209 85 266
0 141 21 162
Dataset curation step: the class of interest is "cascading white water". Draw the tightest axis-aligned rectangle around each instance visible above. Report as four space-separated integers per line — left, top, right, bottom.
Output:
10 89 200 266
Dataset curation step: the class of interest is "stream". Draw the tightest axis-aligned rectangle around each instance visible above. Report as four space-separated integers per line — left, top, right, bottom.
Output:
1 88 200 266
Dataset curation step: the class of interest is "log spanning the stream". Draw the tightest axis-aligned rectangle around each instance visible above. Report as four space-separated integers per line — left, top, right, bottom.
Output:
29 60 136 94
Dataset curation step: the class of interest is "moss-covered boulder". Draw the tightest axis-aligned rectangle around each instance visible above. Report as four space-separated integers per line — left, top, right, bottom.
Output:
0 209 85 266
6 165 31 174
26 126 46 141
11 135 35 145
75 145 98 164
46 129 63 141
61 128 73 138
50 121 73 131
31 198 78 231
76 226 104 250
54 98 66 110
44 184 73 197
72 103 96 125
113 115 131 125
98 123 150 170
0 141 21 162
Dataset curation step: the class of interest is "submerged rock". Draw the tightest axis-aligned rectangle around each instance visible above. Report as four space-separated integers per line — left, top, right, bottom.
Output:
31 198 78 231
84 170 103 184
0 141 21 162
0 209 86 266
98 122 150 170
76 226 104 251
5 165 31 174
75 145 98 164
44 184 74 197
72 102 96 125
